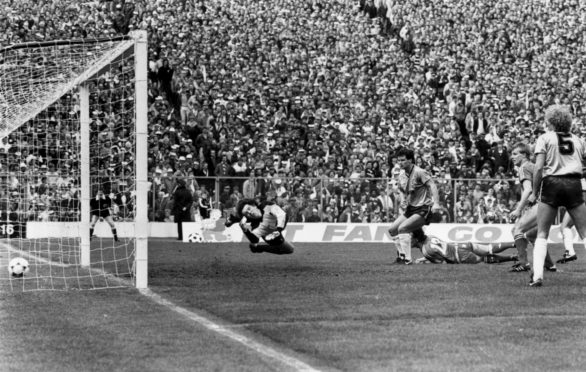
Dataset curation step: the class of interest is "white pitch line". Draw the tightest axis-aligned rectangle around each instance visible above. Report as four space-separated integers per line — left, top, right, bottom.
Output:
0 241 69 268
140 288 323 372
0 241 323 371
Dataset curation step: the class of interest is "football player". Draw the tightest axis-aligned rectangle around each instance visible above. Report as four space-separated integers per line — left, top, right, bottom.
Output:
531 105 586 286
509 142 557 272
89 188 119 241
388 148 442 264
410 228 517 264
226 199 294 254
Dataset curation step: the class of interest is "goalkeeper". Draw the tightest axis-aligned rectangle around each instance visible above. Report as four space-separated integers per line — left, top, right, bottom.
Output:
226 199 294 254
90 188 119 242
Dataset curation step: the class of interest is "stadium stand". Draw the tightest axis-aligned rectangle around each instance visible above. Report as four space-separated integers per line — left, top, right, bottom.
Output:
1 0 586 224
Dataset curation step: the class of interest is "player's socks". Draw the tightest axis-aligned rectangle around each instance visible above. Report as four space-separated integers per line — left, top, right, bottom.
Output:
514 234 529 264
398 233 412 262
485 254 517 263
532 238 547 282
492 242 516 253
391 236 404 260
90 228 94 240
562 228 577 256
112 228 119 242
544 251 555 270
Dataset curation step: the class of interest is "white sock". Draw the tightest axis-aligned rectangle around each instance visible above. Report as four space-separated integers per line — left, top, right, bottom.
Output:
532 238 548 281
399 233 412 261
392 236 404 257
391 235 405 256
562 228 576 256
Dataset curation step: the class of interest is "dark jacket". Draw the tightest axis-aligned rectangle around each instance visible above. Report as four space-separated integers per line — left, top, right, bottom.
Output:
172 184 193 217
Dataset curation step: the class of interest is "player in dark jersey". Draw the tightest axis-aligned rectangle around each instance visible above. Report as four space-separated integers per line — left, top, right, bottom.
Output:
531 105 586 286
509 142 556 272
89 189 119 241
410 228 517 264
388 148 441 264
228 199 294 255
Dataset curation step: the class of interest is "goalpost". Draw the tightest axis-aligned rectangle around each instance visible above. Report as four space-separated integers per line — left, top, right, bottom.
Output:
0 31 148 291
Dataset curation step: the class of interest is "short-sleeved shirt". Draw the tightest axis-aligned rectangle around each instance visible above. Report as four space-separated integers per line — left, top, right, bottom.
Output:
534 131 586 177
517 161 535 183
398 165 433 207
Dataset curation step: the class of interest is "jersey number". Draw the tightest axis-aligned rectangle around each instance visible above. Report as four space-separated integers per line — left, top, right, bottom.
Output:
557 133 574 155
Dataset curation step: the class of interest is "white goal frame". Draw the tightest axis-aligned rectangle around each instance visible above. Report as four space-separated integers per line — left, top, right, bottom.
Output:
1 31 149 289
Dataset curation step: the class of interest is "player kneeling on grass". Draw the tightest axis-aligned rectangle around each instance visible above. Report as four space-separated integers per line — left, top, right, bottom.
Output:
410 229 517 264
226 199 294 255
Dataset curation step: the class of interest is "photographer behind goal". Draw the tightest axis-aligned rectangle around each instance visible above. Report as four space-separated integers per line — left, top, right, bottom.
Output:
225 199 294 255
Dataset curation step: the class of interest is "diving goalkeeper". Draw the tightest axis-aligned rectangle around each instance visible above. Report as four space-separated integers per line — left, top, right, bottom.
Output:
226 199 294 255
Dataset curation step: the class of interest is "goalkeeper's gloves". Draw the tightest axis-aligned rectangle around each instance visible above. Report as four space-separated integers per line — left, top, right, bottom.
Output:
239 217 249 231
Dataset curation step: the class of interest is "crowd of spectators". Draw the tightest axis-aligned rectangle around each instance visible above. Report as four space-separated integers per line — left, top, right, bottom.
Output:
2 0 586 225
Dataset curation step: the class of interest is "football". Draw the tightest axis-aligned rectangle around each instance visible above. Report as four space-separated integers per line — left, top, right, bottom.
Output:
8 257 30 278
187 232 205 243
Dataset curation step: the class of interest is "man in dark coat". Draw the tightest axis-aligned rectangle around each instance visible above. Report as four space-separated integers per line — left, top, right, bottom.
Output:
172 178 193 241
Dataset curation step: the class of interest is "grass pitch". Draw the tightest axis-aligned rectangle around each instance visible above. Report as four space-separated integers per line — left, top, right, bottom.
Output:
2 239 586 371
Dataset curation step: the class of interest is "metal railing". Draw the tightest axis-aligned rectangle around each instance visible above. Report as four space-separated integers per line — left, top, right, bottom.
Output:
148 175 524 224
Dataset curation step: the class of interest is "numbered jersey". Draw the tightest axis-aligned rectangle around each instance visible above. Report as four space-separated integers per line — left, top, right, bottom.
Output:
534 132 586 177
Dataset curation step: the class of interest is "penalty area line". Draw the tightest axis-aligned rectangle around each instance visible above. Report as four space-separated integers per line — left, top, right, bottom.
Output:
139 288 323 372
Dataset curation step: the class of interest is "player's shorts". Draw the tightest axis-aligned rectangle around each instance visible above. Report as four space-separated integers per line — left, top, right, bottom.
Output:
404 205 433 225
539 175 584 209
456 242 483 264
91 210 110 218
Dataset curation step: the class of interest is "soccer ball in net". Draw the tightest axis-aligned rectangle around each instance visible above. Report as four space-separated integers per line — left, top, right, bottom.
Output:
8 257 30 278
187 232 205 243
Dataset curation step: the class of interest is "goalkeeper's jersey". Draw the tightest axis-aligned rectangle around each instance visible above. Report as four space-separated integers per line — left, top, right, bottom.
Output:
251 203 287 238
421 236 459 264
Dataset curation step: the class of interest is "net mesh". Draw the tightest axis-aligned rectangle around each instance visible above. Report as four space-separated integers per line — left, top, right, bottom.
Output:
0 37 137 291
0 38 134 139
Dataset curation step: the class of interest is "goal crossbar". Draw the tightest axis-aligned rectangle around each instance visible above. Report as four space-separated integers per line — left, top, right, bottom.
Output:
0 36 136 140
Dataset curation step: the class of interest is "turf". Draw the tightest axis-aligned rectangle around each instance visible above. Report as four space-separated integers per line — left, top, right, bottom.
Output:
2 239 586 371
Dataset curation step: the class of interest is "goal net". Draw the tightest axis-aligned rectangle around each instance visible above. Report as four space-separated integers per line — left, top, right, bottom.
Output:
0 32 148 292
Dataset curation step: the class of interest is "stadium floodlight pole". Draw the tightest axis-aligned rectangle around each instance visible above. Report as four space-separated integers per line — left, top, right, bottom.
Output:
133 30 149 289
80 84 91 267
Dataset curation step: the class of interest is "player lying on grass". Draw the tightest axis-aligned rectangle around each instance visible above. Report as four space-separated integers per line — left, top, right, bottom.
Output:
410 228 518 264
225 199 294 254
